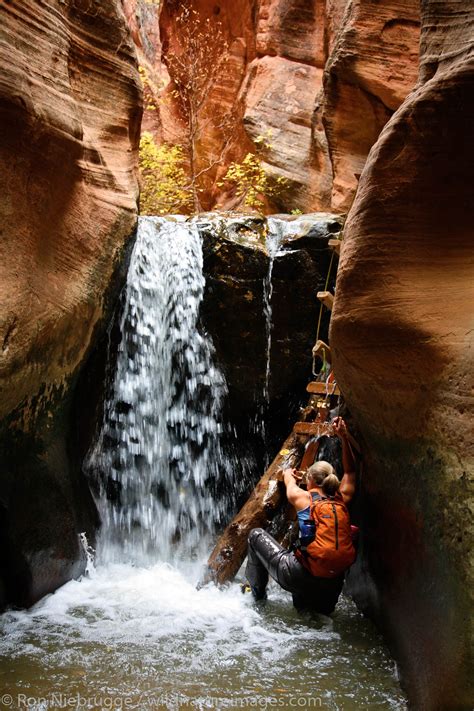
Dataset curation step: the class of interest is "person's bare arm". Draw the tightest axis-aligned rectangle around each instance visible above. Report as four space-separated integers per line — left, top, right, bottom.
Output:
333 417 357 505
283 469 309 510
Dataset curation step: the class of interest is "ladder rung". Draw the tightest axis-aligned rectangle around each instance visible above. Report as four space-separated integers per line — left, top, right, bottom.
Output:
293 422 334 436
328 238 341 256
312 340 331 362
317 291 334 310
307 381 340 396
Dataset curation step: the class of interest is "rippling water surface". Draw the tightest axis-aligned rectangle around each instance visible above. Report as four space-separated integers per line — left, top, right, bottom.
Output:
0 561 406 711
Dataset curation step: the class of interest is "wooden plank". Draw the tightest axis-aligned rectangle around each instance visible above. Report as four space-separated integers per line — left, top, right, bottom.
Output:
306 381 340 396
200 431 306 587
329 238 341 256
293 422 334 436
312 339 331 362
317 290 334 310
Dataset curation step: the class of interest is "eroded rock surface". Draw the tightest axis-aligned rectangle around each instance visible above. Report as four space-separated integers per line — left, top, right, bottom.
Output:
0 0 141 607
330 2 474 707
321 0 420 211
129 0 420 213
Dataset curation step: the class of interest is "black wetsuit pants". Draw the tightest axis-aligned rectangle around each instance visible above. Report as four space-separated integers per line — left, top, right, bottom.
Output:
245 528 344 615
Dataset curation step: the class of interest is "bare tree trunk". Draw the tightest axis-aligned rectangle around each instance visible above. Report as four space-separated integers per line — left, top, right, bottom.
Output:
188 112 201 213
199 432 308 587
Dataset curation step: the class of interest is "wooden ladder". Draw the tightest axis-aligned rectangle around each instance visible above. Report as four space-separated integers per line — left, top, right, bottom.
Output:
201 233 351 587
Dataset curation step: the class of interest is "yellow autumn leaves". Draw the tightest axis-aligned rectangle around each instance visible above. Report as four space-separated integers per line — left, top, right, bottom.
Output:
139 131 287 215
139 133 192 216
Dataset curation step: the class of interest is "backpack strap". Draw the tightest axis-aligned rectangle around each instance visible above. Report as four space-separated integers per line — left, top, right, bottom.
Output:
307 490 322 508
309 491 326 525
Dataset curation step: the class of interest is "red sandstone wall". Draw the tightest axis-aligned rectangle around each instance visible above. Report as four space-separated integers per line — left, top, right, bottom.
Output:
127 0 420 213
330 1 474 707
0 0 142 606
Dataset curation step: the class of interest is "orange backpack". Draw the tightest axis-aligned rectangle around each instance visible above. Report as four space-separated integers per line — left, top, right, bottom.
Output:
298 493 356 578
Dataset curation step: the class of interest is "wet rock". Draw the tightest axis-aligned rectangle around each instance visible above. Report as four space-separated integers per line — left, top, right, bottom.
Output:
330 1 474 707
0 0 141 608
199 212 342 462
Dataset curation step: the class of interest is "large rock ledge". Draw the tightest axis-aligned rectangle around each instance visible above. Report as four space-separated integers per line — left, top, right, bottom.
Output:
331 1 474 707
0 0 142 608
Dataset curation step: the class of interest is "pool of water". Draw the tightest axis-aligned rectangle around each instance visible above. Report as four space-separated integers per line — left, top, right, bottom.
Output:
0 561 406 710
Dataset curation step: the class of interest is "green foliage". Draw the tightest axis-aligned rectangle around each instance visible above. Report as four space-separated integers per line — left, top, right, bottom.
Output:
139 132 192 215
218 134 287 211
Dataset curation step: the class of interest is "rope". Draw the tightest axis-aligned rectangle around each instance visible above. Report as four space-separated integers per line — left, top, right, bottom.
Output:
312 248 336 377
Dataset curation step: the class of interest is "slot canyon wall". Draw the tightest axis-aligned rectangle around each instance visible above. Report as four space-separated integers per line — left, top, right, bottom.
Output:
331 1 474 708
0 0 142 608
124 0 420 213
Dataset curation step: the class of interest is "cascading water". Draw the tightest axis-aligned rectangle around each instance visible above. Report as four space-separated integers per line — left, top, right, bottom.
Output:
262 220 285 409
260 217 318 463
88 216 237 565
0 214 407 711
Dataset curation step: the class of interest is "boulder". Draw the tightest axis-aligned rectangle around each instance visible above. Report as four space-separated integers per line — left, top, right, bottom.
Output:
330 1 474 707
240 56 325 210
0 0 141 608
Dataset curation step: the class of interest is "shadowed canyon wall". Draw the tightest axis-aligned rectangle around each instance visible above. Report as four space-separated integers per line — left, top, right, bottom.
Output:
331 1 474 708
0 0 142 608
126 0 420 213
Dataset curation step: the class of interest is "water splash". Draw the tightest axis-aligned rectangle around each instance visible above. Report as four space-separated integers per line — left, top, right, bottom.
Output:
88 217 237 565
0 564 407 710
78 532 95 577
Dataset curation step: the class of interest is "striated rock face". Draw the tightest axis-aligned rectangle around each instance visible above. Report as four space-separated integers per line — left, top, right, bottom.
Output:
241 56 324 207
0 0 141 607
129 0 420 213
331 1 474 708
321 0 420 211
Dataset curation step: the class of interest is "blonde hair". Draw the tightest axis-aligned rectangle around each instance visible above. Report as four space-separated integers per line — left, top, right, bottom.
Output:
307 461 335 487
321 473 340 497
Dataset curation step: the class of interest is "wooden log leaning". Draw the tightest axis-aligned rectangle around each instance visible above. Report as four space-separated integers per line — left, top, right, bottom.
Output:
200 431 307 587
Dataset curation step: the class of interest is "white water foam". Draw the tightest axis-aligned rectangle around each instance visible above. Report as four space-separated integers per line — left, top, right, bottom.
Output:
0 564 406 710
88 217 237 565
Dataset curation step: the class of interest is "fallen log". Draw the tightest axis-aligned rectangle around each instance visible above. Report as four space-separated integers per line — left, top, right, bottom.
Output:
200 431 308 587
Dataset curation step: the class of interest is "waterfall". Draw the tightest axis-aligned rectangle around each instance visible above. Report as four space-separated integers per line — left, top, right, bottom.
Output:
88 217 236 565
262 220 285 407
260 217 312 462
0 215 406 711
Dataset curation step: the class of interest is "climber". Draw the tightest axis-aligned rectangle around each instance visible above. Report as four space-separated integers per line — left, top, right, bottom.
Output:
244 417 357 614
